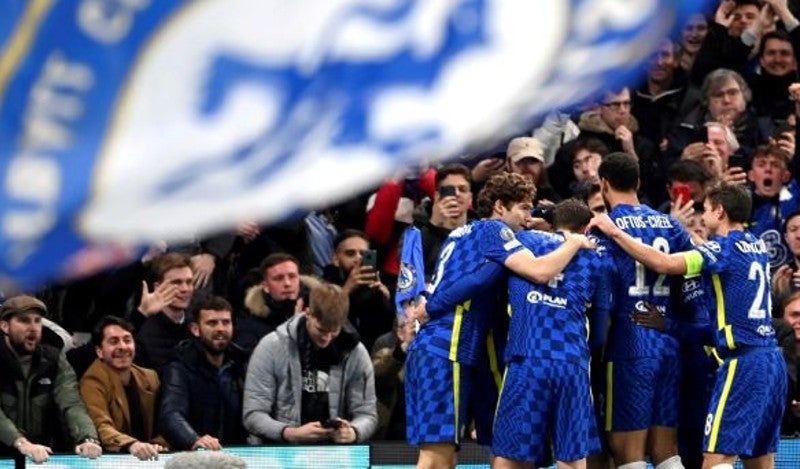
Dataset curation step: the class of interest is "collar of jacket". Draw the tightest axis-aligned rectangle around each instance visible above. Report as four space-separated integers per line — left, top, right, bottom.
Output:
280 314 360 355
578 110 640 135
0 335 59 381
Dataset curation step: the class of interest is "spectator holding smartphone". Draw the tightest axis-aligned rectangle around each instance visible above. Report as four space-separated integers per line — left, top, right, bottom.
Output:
323 229 394 351
243 282 377 444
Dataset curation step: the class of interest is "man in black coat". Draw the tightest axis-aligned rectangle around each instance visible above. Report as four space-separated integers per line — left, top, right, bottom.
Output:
159 296 247 450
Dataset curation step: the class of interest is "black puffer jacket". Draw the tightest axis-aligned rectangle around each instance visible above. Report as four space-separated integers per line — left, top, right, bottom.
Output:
158 339 248 449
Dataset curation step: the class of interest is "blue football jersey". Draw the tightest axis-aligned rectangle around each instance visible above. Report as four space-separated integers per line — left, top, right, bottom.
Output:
687 230 778 354
411 219 524 366
505 230 610 368
599 204 693 360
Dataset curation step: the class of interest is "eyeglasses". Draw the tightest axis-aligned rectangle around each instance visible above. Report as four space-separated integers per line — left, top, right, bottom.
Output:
602 100 631 110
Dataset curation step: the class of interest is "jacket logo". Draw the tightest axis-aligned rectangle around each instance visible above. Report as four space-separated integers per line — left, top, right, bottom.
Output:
37 377 52 385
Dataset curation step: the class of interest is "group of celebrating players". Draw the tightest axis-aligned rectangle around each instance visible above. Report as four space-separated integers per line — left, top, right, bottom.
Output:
405 152 785 469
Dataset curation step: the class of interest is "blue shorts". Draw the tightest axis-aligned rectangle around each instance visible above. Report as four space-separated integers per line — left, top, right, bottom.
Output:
405 349 500 446
604 355 680 432
493 358 601 463
703 348 787 458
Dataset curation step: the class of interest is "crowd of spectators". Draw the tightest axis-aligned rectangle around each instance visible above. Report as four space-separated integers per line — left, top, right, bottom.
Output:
3 0 800 464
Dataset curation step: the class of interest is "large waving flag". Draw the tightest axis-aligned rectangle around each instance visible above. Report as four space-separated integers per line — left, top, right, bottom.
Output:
0 0 706 288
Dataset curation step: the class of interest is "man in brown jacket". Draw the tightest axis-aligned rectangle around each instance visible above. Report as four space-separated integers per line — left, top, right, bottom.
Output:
79 316 167 460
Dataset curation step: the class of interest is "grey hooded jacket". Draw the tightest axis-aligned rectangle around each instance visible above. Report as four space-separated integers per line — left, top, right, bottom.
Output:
243 314 377 443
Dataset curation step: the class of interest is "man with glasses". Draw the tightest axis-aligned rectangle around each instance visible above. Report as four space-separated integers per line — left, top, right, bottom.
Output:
577 87 666 206
323 229 394 351
668 69 771 164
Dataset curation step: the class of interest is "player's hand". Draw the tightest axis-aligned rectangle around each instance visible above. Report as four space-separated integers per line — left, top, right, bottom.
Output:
630 302 666 332
192 434 222 451
586 213 618 237
406 298 429 326
397 317 416 352
564 232 596 250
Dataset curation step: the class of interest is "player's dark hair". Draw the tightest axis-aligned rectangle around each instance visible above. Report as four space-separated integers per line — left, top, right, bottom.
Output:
705 182 751 224
551 199 593 232
598 152 639 192
475 172 535 218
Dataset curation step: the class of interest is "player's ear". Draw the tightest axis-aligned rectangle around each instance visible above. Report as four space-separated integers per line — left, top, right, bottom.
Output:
492 199 505 217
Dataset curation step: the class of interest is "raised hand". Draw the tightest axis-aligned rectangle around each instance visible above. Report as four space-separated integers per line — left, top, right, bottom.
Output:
138 280 178 316
191 253 216 289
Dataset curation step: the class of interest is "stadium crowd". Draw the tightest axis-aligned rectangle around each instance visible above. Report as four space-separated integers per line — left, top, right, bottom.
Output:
2 1 800 468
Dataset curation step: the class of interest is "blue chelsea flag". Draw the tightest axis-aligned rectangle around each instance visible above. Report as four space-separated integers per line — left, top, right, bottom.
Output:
0 0 706 288
396 226 426 319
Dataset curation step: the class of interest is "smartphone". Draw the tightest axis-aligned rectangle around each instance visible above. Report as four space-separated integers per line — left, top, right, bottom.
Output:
361 249 377 269
773 119 794 140
530 206 553 222
671 183 692 205
361 249 378 280
693 127 709 144
322 418 342 429
728 153 750 172
438 185 457 198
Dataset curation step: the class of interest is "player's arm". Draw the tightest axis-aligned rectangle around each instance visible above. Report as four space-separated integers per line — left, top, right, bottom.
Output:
504 233 593 284
588 214 689 275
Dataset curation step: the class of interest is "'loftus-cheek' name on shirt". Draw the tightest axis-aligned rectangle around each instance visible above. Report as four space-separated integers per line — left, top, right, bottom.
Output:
614 214 675 230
